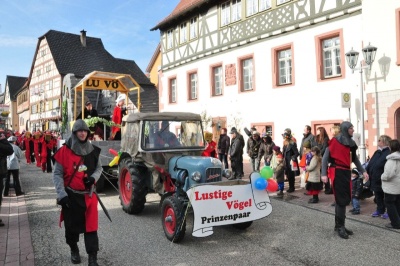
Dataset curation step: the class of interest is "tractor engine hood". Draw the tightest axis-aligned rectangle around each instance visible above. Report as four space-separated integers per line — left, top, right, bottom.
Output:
169 156 223 189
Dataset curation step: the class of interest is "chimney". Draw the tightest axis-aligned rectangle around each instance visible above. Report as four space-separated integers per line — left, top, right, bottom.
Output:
80 29 87 47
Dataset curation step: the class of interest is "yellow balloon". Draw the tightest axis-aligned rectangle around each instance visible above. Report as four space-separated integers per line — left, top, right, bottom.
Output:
109 156 120 167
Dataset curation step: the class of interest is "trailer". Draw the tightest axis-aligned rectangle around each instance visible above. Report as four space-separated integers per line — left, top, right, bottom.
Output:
61 71 142 191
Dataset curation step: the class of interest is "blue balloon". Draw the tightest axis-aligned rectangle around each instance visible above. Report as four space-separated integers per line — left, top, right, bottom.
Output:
254 177 268 190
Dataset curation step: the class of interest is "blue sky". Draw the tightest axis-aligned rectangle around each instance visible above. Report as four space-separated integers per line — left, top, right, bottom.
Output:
0 0 180 93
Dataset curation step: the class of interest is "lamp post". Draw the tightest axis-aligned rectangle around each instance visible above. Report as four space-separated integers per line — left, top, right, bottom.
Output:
345 43 377 164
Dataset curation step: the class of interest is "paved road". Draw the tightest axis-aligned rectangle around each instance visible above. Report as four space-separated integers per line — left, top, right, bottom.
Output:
21 164 400 266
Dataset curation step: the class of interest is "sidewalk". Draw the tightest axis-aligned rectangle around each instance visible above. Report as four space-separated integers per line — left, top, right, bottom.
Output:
0 188 34 266
242 161 394 229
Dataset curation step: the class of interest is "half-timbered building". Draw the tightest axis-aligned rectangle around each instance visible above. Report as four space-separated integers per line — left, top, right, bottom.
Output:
151 0 400 159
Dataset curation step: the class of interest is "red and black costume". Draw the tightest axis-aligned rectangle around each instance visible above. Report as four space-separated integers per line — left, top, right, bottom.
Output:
43 133 56 173
322 121 366 239
39 135 48 172
53 119 102 265
23 132 35 164
33 132 42 168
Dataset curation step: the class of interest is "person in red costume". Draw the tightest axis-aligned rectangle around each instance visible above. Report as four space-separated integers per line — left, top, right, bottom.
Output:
42 131 55 173
202 131 217 157
23 131 34 164
40 133 48 172
53 119 102 265
321 121 369 239
33 131 42 168
110 94 127 140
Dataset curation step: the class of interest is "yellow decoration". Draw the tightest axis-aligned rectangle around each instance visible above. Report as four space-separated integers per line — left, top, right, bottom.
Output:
109 156 120 167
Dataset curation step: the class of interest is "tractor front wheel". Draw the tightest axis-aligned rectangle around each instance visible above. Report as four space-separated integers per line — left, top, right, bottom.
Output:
161 196 186 243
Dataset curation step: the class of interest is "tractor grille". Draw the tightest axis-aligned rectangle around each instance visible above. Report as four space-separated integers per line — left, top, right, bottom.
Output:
205 168 222 183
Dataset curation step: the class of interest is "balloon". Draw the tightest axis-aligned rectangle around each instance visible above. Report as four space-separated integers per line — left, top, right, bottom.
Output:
109 148 119 156
266 179 278 192
250 172 261 180
109 156 120 167
254 177 268 190
260 166 274 179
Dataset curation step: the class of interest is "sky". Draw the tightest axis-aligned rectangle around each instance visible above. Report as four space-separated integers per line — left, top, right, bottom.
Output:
0 0 180 93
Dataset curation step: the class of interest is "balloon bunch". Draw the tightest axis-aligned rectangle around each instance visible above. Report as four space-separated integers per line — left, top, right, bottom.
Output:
109 148 121 167
253 166 278 192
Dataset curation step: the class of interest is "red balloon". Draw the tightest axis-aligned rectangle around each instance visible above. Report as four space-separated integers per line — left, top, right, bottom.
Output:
109 148 118 156
266 178 278 192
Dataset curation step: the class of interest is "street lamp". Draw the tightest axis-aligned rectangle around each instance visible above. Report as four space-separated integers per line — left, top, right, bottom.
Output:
345 43 377 164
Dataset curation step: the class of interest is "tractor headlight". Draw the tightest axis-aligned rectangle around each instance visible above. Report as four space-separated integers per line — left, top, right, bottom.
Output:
191 171 202 182
222 169 232 178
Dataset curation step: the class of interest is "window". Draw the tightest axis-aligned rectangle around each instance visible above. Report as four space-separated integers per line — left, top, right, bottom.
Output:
314 29 344 81
246 0 258 16
241 57 254 91
252 123 274 138
36 68 41 77
188 72 198 100
52 99 59 109
260 0 271 11
180 23 187 44
221 0 242 26
190 17 198 39
221 2 231 26
46 64 51 72
277 0 290 5
31 104 37 114
322 37 341 77
169 78 177 103
278 49 292 85
232 0 242 22
272 43 294 88
212 66 223 96
265 125 272 136
167 29 173 49
40 49 46 57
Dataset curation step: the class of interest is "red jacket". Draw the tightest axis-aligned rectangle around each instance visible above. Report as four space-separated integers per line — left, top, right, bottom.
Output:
111 105 122 135
202 141 218 158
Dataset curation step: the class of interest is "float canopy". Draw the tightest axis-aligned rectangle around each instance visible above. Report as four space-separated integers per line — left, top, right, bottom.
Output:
74 71 141 93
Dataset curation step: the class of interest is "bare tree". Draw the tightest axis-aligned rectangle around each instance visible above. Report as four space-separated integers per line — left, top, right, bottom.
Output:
200 110 212 131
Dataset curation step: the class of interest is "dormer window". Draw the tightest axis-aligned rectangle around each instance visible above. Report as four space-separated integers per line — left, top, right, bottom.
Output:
180 23 187 44
190 17 198 40
221 0 242 26
167 29 173 49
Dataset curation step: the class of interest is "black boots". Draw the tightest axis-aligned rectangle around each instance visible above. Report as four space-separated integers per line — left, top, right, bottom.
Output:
308 195 319 203
337 226 349 239
334 216 353 239
88 252 98 266
70 244 81 264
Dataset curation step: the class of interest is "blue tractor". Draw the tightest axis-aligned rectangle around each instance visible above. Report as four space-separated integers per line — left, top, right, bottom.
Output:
118 112 232 242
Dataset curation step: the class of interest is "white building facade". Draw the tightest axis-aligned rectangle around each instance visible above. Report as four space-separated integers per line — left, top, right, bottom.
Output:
29 38 62 132
153 0 400 159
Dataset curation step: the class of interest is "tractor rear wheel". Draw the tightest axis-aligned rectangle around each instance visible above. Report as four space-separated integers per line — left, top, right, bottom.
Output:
118 158 147 214
161 196 186 243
